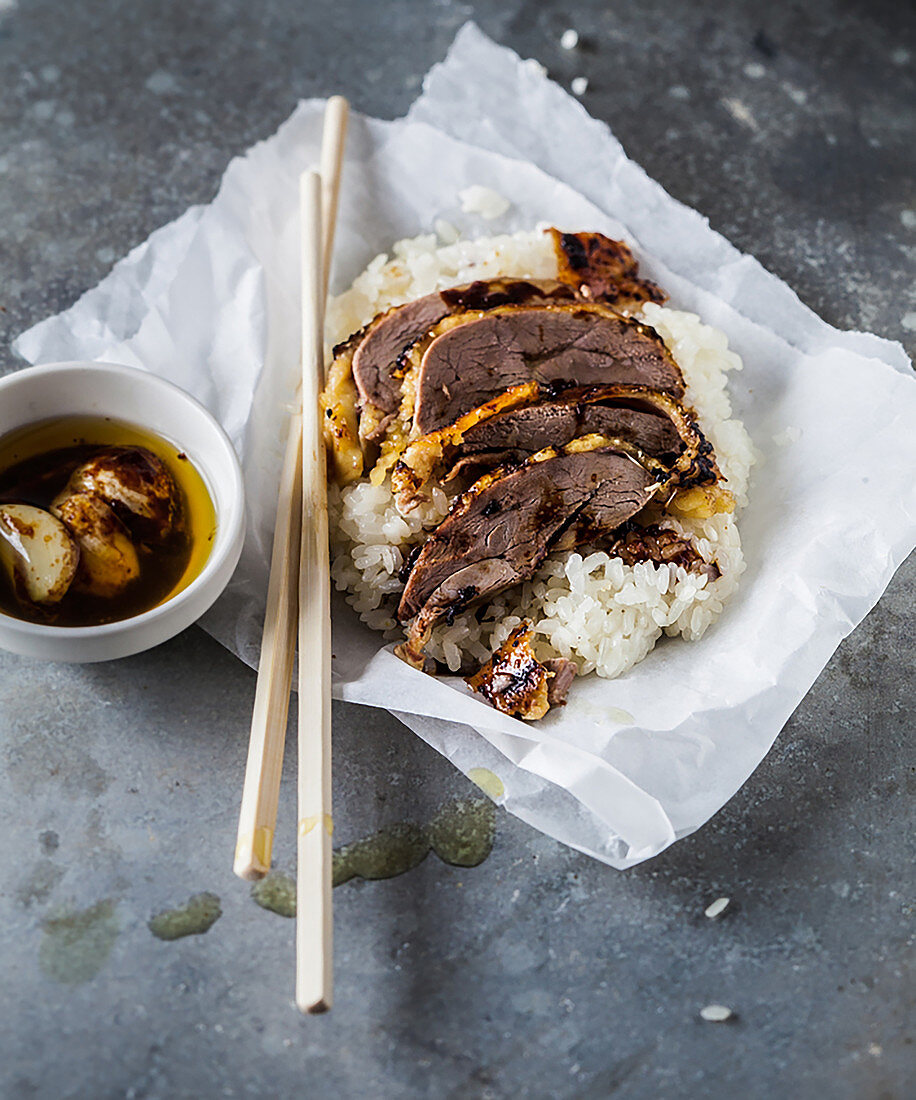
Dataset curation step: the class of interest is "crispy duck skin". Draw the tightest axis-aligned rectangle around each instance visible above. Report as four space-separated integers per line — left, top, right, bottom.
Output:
321 334 364 484
465 621 576 721
549 228 667 309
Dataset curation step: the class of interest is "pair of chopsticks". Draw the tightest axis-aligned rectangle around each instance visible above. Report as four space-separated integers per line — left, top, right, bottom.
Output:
234 96 349 1015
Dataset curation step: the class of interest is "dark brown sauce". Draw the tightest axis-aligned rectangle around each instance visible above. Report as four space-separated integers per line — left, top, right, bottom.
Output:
0 417 216 627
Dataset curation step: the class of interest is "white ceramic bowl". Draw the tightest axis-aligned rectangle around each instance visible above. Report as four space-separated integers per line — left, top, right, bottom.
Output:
0 362 245 662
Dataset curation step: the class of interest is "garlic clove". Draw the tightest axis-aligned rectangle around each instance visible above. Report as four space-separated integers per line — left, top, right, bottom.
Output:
67 447 180 541
0 503 80 605
52 491 140 598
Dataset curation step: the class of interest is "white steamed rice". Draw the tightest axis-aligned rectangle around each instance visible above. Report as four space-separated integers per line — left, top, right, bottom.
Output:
328 230 754 679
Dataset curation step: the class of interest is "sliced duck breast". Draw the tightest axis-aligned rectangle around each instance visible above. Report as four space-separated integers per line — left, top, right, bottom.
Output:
411 303 684 435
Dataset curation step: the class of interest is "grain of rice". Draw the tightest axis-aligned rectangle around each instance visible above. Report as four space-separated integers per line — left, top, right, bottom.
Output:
458 185 511 220
705 897 731 919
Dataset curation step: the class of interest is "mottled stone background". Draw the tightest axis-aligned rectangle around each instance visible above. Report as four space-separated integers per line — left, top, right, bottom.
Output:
0 1 913 1097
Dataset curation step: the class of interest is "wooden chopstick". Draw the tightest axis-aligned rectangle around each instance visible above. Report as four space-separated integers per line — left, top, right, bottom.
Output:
233 98 349 882
232 409 302 880
319 96 349 298
295 169 333 1014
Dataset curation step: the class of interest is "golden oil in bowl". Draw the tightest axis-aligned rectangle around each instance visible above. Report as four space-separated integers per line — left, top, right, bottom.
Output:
0 416 217 627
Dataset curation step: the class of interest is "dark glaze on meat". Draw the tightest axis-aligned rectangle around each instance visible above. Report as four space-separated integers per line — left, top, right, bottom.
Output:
439 279 574 312
412 304 684 435
604 522 721 581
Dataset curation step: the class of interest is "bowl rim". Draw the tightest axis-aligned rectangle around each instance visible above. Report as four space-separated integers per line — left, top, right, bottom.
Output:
0 360 246 639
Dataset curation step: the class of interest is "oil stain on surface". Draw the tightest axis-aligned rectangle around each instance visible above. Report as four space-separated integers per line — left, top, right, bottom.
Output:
5 729 111 799
39 899 119 985
251 871 296 917
16 861 65 908
252 796 497 915
427 797 496 867
148 891 222 940
333 821 430 886
467 767 505 800
39 830 60 855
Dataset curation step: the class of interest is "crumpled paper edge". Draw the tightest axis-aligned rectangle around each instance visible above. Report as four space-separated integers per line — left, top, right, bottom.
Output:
409 23 911 377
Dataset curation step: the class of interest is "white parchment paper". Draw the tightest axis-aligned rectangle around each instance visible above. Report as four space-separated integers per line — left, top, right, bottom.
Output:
15 26 916 868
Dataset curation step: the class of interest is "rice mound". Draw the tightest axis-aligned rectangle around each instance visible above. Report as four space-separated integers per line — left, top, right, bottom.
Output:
328 230 754 679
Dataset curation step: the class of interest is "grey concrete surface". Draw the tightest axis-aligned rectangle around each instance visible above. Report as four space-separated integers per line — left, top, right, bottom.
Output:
1 1 913 1097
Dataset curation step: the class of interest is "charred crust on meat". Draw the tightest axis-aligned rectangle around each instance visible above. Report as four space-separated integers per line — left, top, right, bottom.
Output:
331 326 368 360
443 584 479 626
398 542 424 585
550 228 668 308
601 521 720 580
558 233 589 271
440 279 574 312
466 621 571 721
392 344 416 379
541 377 575 399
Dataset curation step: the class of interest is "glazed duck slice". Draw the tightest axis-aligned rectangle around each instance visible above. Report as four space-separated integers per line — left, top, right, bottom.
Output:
351 230 665 440
392 384 721 513
408 303 685 436
322 279 575 483
351 278 576 440
395 441 661 668
441 390 683 475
